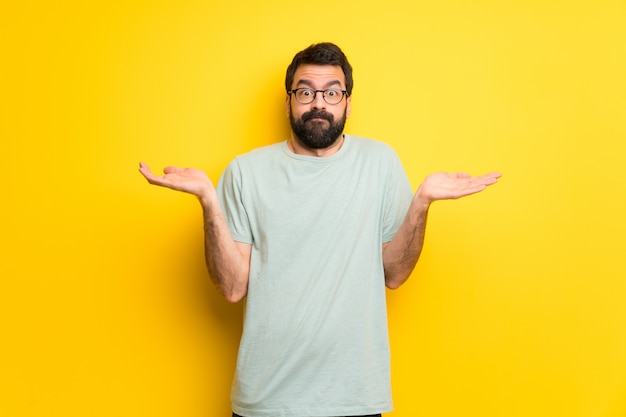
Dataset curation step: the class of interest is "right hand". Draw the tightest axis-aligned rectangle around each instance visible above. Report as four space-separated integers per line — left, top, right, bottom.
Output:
138 162 214 199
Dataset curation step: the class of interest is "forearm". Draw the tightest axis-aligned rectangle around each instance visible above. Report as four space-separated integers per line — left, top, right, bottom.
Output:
382 195 431 289
200 193 250 303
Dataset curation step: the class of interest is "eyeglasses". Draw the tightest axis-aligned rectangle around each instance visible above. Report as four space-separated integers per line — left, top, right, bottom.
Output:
288 88 348 105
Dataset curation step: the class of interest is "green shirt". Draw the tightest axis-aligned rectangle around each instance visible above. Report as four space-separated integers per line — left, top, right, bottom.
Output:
217 134 413 417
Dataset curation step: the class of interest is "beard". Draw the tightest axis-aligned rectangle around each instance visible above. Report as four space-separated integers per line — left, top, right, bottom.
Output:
289 108 347 149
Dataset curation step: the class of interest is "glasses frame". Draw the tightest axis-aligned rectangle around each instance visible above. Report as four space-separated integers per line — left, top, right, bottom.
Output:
288 88 348 105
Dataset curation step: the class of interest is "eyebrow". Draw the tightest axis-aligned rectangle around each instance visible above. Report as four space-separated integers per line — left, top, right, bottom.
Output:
295 79 343 89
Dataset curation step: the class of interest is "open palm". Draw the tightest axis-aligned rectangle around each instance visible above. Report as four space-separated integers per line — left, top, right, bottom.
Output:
138 162 214 198
418 172 501 202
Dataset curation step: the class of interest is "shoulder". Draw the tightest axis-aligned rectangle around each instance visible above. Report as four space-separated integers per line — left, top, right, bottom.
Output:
224 142 285 173
345 134 400 160
235 141 285 162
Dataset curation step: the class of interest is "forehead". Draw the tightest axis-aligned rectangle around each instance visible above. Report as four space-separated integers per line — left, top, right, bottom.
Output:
292 64 345 88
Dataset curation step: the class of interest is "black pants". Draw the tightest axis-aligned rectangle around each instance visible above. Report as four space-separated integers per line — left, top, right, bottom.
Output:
233 414 382 417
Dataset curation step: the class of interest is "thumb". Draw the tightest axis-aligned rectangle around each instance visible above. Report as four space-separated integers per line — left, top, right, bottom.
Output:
163 166 185 175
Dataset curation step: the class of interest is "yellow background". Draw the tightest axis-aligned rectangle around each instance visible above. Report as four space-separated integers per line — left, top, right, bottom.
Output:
2 0 625 416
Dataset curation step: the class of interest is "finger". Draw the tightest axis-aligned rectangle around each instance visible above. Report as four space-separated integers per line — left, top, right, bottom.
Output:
480 172 501 182
138 162 171 186
138 161 156 179
485 172 502 184
482 172 502 180
474 176 498 186
455 184 488 197
471 172 501 184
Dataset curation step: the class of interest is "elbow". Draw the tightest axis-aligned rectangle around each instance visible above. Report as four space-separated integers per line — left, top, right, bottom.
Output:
384 264 414 289
224 292 246 303
222 286 247 303
385 278 403 290
209 269 248 303
223 289 246 303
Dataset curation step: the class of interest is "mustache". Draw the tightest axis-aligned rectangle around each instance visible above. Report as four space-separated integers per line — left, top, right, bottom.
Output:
301 110 334 123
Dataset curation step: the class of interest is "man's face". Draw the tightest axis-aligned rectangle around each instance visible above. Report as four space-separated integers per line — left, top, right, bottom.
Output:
287 64 351 150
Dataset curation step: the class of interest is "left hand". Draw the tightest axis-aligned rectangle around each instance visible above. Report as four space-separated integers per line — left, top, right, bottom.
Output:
416 172 502 204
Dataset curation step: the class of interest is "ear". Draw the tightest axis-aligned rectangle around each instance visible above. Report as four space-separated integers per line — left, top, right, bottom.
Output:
285 94 291 117
345 95 352 119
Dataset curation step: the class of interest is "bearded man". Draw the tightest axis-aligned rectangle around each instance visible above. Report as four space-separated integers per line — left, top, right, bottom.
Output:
139 42 501 417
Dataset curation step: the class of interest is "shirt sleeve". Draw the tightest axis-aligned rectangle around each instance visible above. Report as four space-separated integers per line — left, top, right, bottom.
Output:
216 158 254 244
381 149 413 243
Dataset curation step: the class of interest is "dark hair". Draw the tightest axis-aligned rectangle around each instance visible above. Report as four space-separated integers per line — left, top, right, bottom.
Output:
285 42 353 96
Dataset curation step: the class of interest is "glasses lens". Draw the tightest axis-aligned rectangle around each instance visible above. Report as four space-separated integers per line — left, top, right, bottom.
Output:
295 89 314 104
323 89 344 104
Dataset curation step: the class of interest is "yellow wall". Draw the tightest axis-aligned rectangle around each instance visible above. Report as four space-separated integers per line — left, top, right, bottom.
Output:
2 0 625 416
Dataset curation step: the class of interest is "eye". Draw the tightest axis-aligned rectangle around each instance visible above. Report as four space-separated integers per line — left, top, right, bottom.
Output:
300 89 313 96
326 89 338 97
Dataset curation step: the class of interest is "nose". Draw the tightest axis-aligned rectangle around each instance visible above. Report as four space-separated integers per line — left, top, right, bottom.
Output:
311 91 326 110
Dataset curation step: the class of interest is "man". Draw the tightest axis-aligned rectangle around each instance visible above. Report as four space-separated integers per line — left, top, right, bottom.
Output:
139 42 500 417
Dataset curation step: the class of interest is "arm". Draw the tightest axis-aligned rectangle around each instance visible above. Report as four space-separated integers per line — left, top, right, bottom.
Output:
139 162 251 302
382 171 501 289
